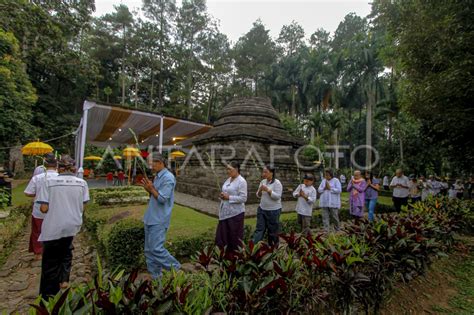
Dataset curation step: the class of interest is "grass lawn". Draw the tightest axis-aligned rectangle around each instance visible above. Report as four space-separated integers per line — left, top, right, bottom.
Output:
446 248 474 313
87 203 299 242
87 191 392 242
11 181 30 206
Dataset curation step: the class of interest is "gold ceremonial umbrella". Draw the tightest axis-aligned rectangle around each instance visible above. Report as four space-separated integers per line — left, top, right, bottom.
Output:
170 150 186 159
122 147 140 158
22 141 54 168
123 147 140 185
170 150 185 175
21 141 53 156
84 155 102 161
113 155 122 160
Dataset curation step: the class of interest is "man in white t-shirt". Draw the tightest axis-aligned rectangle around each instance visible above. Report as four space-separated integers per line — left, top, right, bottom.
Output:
36 155 89 298
24 153 58 260
383 175 390 190
339 174 346 187
390 169 410 212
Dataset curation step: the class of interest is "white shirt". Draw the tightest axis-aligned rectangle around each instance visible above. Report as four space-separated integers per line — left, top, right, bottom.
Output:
339 175 346 184
390 175 410 198
257 179 283 211
448 187 456 199
292 184 317 216
24 169 59 219
383 176 389 186
36 173 90 241
219 175 247 220
317 177 342 209
421 181 433 200
33 166 46 176
430 180 441 195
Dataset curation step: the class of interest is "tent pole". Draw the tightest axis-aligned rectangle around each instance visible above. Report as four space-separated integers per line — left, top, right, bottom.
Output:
79 104 89 170
74 118 82 162
159 115 164 153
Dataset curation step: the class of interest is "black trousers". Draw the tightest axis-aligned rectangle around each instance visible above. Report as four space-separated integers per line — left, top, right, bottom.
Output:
40 236 74 297
215 213 245 252
392 197 408 212
253 207 281 246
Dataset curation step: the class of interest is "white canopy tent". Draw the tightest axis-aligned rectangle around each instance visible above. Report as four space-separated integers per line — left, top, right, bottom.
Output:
75 100 212 169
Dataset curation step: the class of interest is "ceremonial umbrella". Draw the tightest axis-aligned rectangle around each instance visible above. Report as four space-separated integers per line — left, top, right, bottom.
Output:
170 150 186 175
21 141 53 156
113 155 122 160
84 155 102 161
123 147 140 158
170 150 185 159
84 155 102 170
123 147 140 185
21 141 54 167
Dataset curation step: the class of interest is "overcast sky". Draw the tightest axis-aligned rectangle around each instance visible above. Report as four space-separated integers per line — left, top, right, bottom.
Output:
94 0 372 43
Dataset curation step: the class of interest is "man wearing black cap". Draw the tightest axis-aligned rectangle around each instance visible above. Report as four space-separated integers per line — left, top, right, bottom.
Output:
24 153 58 260
36 155 89 297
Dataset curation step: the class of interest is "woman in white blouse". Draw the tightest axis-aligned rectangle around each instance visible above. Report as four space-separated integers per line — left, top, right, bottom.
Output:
253 165 283 247
215 161 248 251
318 169 342 232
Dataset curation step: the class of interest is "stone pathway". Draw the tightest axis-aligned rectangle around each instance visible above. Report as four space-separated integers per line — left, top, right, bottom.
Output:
174 191 312 217
0 224 95 314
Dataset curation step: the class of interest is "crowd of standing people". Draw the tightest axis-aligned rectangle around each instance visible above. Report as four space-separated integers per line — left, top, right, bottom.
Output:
16 152 474 298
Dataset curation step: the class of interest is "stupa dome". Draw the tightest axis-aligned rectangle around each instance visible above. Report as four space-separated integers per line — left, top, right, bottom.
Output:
192 97 303 146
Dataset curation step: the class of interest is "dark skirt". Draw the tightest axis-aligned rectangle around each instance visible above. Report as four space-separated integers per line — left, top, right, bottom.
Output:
29 216 43 255
215 212 245 251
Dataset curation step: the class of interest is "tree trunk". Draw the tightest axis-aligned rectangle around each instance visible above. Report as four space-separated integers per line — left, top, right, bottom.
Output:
334 128 339 170
291 85 296 117
206 87 214 123
399 125 404 165
121 66 126 105
187 44 194 118
150 69 155 110
158 76 163 109
388 115 393 143
254 76 258 96
135 70 139 108
366 91 374 169
9 145 24 177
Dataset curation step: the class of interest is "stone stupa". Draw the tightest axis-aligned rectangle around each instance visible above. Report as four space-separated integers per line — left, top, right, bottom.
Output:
176 97 310 203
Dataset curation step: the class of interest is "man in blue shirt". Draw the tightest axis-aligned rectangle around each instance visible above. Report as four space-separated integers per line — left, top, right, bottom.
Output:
139 152 180 279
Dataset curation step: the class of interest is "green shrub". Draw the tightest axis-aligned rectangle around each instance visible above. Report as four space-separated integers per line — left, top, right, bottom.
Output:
281 204 395 233
89 186 149 206
92 190 148 206
168 232 215 258
104 218 146 270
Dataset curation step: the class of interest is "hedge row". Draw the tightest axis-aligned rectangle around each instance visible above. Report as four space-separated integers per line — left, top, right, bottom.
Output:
90 186 149 206
85 203 395 270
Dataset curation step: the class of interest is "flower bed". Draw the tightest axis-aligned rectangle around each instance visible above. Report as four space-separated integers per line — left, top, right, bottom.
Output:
30 197 473 314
